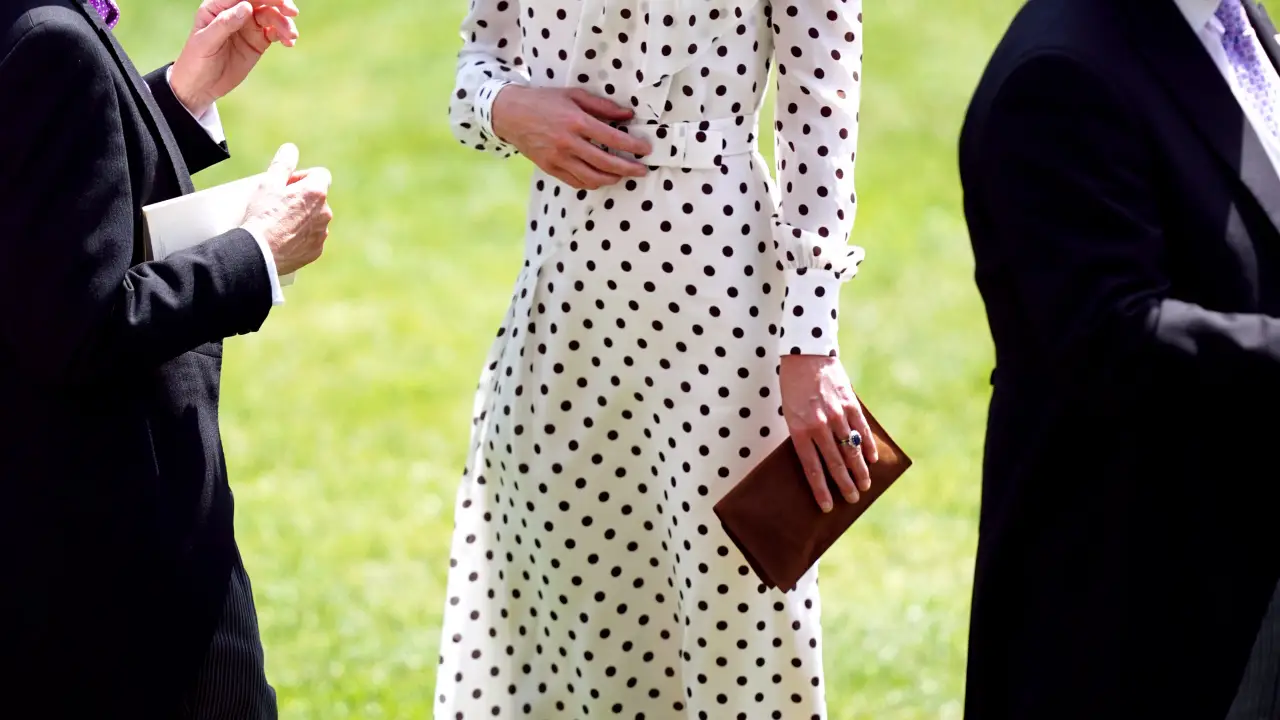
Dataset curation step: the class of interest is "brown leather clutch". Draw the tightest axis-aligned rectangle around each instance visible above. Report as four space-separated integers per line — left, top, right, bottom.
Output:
713 401 913 592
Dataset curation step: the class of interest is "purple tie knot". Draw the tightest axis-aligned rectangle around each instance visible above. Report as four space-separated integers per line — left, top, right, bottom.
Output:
1217 0 1251 39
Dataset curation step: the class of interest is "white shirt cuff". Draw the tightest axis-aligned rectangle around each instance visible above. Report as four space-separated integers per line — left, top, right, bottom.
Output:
243 226 286 306
165 66 226 144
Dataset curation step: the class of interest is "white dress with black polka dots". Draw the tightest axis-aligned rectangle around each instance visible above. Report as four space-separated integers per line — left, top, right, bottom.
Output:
438 1 864 717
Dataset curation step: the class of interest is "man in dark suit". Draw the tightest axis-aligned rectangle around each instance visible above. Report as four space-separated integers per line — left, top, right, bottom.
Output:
961 0 1280 717
0 0 333 716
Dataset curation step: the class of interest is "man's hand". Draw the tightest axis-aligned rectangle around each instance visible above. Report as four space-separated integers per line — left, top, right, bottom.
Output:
492 86 652 190
241 144 333 277
169 0 300 118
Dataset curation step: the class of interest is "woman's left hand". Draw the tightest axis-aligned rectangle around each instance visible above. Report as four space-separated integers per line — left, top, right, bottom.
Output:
779 355 880 513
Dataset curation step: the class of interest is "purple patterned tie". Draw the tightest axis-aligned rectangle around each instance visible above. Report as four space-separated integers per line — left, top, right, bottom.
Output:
1217 0 1280 141
87 0 120 29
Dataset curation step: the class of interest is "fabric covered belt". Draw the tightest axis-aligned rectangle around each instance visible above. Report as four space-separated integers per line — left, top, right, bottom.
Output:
611 114 759 170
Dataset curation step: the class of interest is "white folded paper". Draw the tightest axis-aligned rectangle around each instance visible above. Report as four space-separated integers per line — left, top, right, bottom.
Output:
142 173 295 285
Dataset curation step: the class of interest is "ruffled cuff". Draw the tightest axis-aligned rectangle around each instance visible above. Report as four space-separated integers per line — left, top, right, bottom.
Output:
779 269 845 357
771 219 864 356
473 78 520 157
772 220 865 276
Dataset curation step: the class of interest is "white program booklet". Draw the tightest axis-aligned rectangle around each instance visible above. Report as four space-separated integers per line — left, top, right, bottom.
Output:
142 172 295 286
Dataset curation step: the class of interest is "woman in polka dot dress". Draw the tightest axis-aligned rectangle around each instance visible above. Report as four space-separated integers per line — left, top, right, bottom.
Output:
438 1 871 717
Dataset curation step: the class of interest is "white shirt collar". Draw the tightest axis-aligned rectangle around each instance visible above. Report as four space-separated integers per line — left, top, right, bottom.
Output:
1175 0 1223 32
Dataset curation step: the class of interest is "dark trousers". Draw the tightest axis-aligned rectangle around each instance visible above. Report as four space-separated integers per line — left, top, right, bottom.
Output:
1227 580 1280 720
181 553 277 720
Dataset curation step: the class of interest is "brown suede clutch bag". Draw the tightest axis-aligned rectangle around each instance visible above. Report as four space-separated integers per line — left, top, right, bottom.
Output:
713 402 913 592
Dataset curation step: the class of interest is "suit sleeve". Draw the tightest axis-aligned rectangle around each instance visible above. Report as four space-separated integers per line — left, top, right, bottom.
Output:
975 53 1280 390
0 20 272 387
143 63 229 176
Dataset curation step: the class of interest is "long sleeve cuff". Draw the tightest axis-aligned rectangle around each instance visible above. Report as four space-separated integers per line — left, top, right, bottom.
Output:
164 65 225 144
474 78 520 156
242 226 286 306
779 269 843 357
191 100 225 145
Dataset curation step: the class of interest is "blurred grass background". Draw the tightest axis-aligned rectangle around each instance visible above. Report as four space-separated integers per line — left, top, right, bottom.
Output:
116 1 1022 717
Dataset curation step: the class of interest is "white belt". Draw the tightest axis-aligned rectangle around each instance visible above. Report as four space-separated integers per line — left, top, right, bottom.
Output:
610 114 759 170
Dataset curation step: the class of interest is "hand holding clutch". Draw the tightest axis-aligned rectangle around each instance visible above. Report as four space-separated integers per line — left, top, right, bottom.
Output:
779 354 879 511
713 400 912 592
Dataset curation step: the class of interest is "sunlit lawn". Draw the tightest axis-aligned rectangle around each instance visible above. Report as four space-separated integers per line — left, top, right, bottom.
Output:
115 1 1020 716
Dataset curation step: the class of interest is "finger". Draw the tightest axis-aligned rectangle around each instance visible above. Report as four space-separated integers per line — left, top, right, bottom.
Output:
814 424 858 505
257 0 300 17
300 198 331 230
548 166 591 190
293 166 333 196
846 400 879 466
304 209 332 244
793 435 834 513
264 143 300 186
831 410 871 494
201 0 298 17
194 1 254 45
567 89 635 122
254 6 298 45
557 158 622 190
578 118 653 158
307 201 334 226
573 140 649 178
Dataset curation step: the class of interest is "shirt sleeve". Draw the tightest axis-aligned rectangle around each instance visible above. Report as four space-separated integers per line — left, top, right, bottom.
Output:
163 66 285 306
771 0 866 356
449 0 530 157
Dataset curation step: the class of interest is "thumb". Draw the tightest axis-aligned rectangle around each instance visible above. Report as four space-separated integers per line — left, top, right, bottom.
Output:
264 143 300 187
194 1 254 46
567 89 634 122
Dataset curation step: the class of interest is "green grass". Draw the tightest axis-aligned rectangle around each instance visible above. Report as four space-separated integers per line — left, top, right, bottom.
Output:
115 2 1022 717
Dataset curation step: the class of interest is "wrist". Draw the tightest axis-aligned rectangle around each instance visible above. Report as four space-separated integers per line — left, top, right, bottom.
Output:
240 221 275 255
168 63 214 119
779 352 838 364
480 79 521 144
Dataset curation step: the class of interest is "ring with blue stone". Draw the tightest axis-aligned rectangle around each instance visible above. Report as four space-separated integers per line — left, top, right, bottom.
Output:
837 430 863 448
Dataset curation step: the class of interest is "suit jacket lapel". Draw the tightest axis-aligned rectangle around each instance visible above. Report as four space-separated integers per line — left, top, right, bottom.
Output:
1124 0 1280 235
69 0 194 195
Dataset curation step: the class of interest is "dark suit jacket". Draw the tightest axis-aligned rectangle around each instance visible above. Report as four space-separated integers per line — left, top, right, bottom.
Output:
0 0 272 713
961 0 1280 717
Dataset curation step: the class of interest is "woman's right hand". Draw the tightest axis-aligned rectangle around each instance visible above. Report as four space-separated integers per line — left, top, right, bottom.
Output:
492 86 652 190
